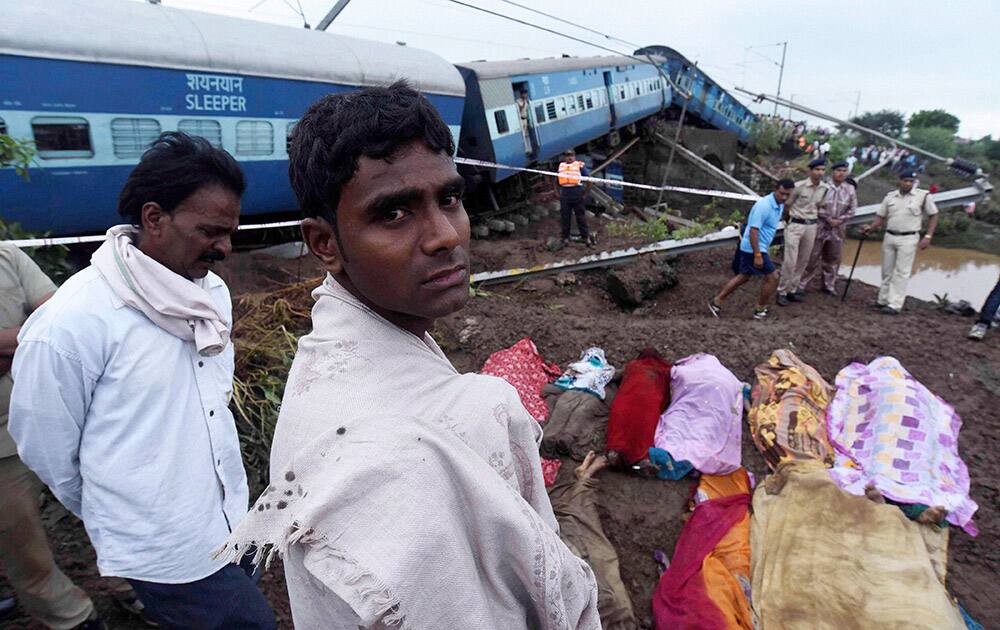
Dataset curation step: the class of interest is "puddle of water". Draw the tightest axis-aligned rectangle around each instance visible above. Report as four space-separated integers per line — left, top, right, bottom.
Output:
839 239 1000 306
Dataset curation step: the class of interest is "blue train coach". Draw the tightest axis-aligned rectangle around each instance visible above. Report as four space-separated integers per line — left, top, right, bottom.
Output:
455 55 670 185
1 0 465 236
636 46 755 143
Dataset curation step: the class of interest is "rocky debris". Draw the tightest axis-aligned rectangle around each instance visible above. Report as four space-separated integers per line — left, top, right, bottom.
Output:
546 236 566 252
457 317 482 344
471 224 490 239
605 257 678 308
509 213 529 227
486 219 515 234
554 272 578 287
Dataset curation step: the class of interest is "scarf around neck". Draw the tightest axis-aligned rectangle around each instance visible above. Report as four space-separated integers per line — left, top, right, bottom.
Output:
91 225 229 356
217 276 600 629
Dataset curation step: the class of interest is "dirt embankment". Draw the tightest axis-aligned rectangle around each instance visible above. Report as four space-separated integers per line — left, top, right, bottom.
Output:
3 237 998 629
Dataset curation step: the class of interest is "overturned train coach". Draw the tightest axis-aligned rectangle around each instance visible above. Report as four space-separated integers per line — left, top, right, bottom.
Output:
1 0 756 236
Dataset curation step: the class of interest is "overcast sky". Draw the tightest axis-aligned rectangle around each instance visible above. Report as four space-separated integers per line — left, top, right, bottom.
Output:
133 0 998 139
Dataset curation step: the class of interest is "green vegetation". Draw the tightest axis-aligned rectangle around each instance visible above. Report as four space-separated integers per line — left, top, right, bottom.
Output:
607 213 726 243
1 136 73 284
749 117 791 155
0 134 35 180
229 281 315 493
908 109 960 133
849 110 905 138
907 126 956 157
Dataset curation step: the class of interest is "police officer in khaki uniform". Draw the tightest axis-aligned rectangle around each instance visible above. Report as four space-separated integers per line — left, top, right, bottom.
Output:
777 157 831 305
861 170 939 315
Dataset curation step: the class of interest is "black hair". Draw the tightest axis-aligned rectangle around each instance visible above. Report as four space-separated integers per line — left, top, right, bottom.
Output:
776 178 796 190
288 80 455 228
117 131 245 226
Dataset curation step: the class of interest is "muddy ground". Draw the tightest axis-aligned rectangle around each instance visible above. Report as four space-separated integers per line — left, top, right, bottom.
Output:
3 214 999 628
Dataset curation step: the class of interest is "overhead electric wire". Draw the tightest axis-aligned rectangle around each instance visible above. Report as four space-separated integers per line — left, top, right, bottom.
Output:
442 0 690 97
494 0 641 50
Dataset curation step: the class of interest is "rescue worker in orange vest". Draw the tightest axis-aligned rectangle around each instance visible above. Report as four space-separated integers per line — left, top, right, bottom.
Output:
554 149 594 245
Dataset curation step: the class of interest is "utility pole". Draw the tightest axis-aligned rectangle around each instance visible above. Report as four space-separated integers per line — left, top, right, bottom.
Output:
773 41 787 116
317 0 353 31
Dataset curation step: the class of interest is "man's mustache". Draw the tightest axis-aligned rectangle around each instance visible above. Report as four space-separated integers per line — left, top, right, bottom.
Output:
199 250 226 262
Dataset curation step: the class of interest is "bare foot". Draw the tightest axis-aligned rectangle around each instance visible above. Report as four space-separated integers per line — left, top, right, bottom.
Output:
864 483 886 504
917 505 948 525
575 450 609 480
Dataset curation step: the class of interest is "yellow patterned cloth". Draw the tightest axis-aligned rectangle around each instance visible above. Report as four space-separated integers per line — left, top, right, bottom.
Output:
748 349 835 470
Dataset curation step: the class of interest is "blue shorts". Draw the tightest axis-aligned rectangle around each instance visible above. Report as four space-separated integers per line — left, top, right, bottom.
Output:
732 249 776 276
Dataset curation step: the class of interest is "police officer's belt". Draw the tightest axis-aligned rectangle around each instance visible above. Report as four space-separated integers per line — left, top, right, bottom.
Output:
886 229 919 236
788 218 818 225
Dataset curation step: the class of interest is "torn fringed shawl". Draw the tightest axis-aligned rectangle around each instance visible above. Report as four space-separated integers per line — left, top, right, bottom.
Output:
827 357 978 535
218 276 600 630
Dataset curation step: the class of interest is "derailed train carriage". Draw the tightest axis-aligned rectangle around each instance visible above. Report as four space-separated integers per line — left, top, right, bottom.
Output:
1 0 756 236
1 0 466 235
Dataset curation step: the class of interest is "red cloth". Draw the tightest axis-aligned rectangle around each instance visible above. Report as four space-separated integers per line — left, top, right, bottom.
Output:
481 338 561 424
606 348 672 464
540 458 562 487
652 494 751 630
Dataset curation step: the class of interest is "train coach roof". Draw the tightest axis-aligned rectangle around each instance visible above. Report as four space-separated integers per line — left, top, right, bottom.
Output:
2 0 465 97
457 54 666 79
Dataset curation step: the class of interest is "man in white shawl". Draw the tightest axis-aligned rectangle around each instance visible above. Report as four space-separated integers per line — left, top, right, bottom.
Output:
220 82 601 629
10 133 275 629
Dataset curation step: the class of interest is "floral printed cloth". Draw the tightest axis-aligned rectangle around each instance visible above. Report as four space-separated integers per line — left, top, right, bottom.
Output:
554 347 617 400
748 349 836 470
827 357 978 535
481 337 562 424
541 458 563 487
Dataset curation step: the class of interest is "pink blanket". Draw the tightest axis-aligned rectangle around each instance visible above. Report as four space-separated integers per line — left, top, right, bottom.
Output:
654 354 743 475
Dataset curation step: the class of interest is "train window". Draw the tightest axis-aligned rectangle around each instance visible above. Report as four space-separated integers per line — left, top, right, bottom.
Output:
286 121 297 153
635 85 641 97
585 94 593 109
32 117 94 160
0 116 6 136
534 104 546 123
559 97 568 116
577 95 585 111
179 119 223 148
110 118 161 159
494 110 509 134
236 120 274 156
545 100 557 120
567 97 576 114
619 86 626 100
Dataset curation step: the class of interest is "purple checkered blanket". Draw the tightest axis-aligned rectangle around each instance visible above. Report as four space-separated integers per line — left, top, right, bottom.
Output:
827 357 978 535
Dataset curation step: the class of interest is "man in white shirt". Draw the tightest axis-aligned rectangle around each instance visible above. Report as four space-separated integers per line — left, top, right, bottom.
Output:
10 132 276 629
220 81 600 629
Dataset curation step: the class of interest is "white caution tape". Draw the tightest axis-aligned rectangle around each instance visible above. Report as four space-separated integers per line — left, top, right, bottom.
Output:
6 160 757 249
454 157 760 202
5 219 303 249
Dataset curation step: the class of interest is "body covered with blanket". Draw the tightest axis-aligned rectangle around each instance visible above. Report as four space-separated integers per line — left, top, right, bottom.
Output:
221 278 600 629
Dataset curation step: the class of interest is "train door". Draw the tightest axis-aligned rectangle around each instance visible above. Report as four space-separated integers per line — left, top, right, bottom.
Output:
603 71 617 127
511 81 536 157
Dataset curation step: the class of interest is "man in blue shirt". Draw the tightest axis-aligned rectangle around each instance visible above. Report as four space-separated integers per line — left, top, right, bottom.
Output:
708 179 795 320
